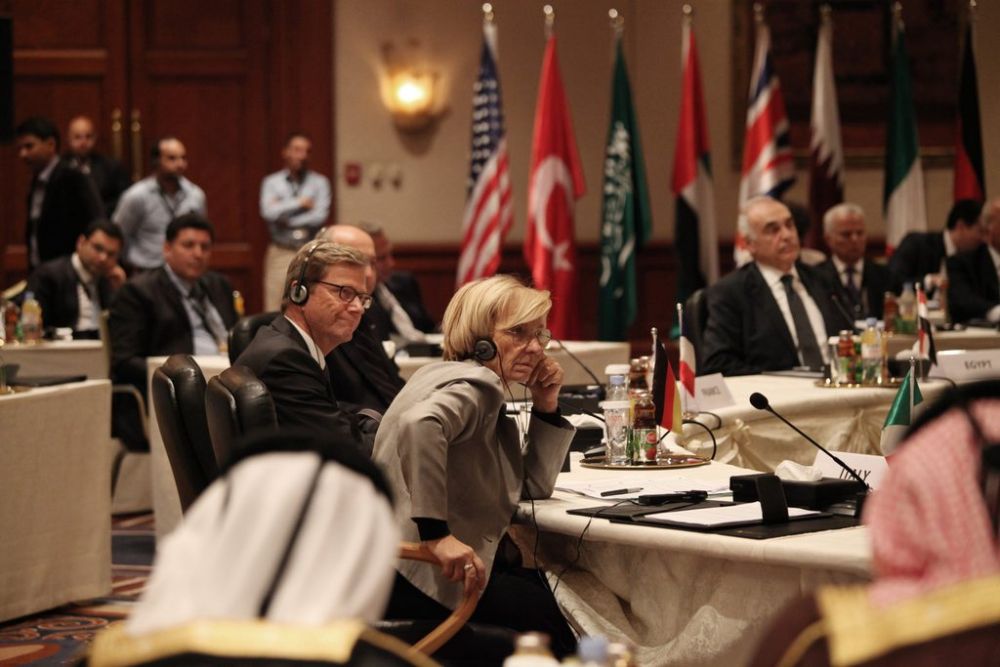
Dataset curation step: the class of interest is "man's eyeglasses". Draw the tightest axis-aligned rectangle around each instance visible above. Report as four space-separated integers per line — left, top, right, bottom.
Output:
499 325 552 348
314 280 373 310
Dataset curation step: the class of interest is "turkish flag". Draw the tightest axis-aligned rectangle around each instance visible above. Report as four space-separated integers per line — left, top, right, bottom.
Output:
525 35 586 341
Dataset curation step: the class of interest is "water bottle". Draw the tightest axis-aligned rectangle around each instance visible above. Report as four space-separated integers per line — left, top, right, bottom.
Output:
602 365 630 465
860 317 881 385
577 636 611 667
502 632 560 667
20 291 43 343
897 283 917 335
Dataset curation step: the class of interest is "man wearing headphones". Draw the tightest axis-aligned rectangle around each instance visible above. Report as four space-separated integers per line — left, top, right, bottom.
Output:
114 136 207 272
235 240 379 455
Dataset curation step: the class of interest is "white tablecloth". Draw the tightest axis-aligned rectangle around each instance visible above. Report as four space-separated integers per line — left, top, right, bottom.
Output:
147 355 229 541
1 339 108 380
519 462 870 666
677 375 949 472
0 380 113 622
395 340 630 386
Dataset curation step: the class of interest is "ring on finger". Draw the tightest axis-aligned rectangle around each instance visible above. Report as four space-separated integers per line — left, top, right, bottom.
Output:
463 563 474 571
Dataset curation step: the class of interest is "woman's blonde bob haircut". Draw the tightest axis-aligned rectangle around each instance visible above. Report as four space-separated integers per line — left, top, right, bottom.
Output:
442 275 552 361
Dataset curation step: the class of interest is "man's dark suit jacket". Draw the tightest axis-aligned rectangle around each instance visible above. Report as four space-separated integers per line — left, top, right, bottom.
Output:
326 323 405 414
108 267 237 391
815 258 891 320
367 271 437 341
27 159 103 270
701 262 853 377
68 152 131 216
888 231 946 292
26 255 115 331
235 316 370 456
946 245 999 323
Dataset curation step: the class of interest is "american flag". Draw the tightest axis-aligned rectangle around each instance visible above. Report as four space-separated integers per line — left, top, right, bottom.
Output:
457 18 512 287
735 7 795 266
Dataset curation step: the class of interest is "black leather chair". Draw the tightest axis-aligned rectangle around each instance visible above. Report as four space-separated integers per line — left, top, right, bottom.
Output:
205 365 278 466
228 311 278 364
151 354 217 513
684 287 710 365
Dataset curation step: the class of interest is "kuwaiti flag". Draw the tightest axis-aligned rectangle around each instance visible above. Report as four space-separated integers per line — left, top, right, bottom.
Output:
598 31 651 342
735 9 795 266
954 20 984 202
457 15 513 287
883 10 927 254
672 12 718 302
525 33 586 341
677 303 698 414
807 7 844 250
880 366 923 456
653 333 683 433
912 285 937 364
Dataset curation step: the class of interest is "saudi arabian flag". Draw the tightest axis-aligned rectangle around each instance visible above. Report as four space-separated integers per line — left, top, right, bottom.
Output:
599 35 651 341
880 368 923 456
883 10 927 253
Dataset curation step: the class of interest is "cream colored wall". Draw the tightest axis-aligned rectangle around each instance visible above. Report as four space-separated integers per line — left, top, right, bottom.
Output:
335 0 1000 246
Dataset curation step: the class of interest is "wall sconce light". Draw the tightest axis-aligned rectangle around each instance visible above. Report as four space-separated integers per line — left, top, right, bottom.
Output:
381 41 442 133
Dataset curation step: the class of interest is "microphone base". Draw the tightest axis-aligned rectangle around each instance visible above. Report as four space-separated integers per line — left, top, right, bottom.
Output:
731 474 867 511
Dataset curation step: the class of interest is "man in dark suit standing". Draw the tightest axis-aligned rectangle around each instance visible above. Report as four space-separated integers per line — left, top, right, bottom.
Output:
814 203 890 320
701 196 852 377
888 199 984 294
26 219 126 337
15 116 103 270
316 224 405 413
947 198 1000 324
64 115 131 216
108 214 237 392
235 240 377 455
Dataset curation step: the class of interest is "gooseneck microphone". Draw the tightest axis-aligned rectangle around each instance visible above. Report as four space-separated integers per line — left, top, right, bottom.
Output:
749 392 869 489
829 292 859 332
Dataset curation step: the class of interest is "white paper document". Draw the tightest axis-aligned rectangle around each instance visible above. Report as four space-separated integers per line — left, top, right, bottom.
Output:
555 475 730 500
644 502 821 528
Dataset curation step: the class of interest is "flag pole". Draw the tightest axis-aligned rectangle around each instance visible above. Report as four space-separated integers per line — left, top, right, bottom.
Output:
543 4 554 39
676 302 687 415
482 2 493 24
609 8 623 60
753 2 764 26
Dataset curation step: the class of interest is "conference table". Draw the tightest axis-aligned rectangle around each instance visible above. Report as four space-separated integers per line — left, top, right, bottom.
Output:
675 374 951 472
518 460 870 666
0 339 108 380
886 325 999 356
0 380 113 622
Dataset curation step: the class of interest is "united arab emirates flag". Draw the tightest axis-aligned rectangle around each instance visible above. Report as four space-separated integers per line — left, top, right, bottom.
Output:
598 33 650 342
883 10 927 254
880 367 923 456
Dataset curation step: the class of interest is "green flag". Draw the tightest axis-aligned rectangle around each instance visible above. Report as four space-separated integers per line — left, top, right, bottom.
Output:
880 367 923 455
599 36 651 341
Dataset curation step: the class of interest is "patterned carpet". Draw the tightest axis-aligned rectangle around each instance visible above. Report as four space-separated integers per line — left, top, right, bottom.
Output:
0 514 155 666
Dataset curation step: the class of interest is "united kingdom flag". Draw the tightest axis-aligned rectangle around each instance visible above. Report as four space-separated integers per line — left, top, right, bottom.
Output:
735 8 795 265
456 16 513 287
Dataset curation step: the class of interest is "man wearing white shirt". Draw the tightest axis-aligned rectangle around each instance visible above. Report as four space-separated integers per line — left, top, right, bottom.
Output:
702 196 852 376
815 203 891 320
947 198 1000 324
234 240 377 455
259 133 331 311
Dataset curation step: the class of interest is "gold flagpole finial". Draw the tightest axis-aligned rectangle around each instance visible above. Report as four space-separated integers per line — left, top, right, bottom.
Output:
820 4 832 21
543 4 555 38
753 3 765 25
482 3 494 24
609 8 624 34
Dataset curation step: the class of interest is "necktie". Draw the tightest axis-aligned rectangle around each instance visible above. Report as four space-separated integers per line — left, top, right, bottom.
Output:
188 283 227 347
780 274 824 369
376 284 425 343
844 265 862 310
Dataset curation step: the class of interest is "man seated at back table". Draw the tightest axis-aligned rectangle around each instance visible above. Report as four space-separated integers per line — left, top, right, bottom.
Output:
701 196 852 376
108 213 238 393
947 197 1000 324
235 240 377 456
27 219 126 339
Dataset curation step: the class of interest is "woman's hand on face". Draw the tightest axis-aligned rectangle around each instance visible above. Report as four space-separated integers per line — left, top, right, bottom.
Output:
525 356 564 413
424 535 486 593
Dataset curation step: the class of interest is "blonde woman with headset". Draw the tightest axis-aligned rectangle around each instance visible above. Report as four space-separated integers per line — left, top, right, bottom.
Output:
373 274 577 658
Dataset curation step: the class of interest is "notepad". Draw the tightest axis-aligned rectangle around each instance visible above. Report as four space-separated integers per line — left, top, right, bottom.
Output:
643 502 822 528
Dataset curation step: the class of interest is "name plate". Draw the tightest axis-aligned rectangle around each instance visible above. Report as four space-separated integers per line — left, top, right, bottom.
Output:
933 349 1000 382
694 373 736 411
813 451 888 490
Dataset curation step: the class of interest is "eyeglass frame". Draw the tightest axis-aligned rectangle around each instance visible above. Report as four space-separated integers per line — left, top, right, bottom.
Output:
313 280 373 310
496 325 552 349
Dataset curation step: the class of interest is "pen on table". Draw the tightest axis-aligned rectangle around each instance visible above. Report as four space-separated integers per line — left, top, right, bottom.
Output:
600 487 643 497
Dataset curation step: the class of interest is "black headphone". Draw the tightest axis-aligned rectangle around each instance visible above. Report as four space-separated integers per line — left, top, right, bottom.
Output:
288 242 320 306
472 338 497 362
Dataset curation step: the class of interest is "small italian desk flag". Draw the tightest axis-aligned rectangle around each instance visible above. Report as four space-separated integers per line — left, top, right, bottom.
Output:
880 368 923 456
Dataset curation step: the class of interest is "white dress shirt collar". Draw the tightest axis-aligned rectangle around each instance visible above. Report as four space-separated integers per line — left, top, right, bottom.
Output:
284 316 326 370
